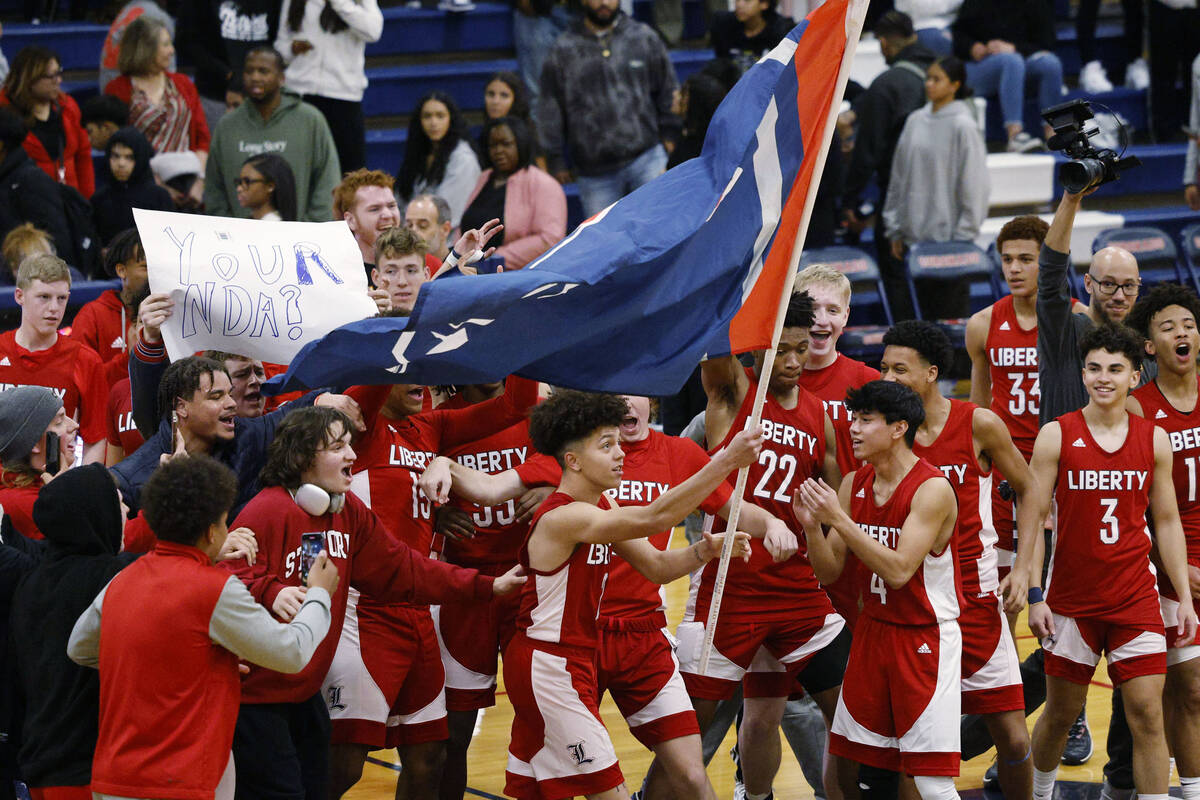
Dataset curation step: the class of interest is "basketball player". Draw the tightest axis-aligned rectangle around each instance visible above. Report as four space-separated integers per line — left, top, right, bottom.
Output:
880 320 1039 799
1126 284 1200 800
1024 323 1197 800
795 379 962 800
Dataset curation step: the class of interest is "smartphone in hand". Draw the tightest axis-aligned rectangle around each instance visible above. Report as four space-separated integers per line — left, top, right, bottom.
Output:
299 532 325 586
44 431 60 475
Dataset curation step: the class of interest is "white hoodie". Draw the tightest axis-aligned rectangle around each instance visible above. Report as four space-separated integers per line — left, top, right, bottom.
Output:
275 0 384 102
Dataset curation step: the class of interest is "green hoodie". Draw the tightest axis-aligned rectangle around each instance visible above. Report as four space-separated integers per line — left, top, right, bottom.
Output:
204 89 340 222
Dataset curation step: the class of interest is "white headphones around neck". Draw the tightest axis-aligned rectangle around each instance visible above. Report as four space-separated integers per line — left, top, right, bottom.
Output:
293 484 346 516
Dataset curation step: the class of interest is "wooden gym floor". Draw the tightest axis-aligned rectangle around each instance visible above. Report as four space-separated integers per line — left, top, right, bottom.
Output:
346 531 1132 799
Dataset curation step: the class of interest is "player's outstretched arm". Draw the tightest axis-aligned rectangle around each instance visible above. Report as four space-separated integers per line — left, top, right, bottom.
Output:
1150 427 1200 640
798 475 955 589
965 308 993 408
791 473 852 584
613 530 751 585
700 355 751 448
420 457 528 507
977 408 1042 612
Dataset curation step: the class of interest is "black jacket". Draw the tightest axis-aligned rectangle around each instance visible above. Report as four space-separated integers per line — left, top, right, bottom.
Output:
952 0 1057 59
709 10 795 62
0 146 76 271
177 0 281 99
91 127 174 246
10 465 137 787
842 41 938 208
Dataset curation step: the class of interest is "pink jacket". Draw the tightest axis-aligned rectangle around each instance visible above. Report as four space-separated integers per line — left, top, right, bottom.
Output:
463 165 566 269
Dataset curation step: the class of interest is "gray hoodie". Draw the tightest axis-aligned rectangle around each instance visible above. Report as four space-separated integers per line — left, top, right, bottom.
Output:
882 99 989 245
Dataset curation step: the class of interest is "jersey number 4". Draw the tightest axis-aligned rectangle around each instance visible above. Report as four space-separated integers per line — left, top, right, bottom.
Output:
870 573 887 604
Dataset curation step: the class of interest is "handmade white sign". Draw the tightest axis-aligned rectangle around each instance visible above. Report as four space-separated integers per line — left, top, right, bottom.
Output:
134 209 377 364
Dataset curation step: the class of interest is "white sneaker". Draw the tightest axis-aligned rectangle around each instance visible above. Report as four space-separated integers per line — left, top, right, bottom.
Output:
438 0 475 11
1126 57 1150 90
1007 132 1045 153
1080 60 1113 94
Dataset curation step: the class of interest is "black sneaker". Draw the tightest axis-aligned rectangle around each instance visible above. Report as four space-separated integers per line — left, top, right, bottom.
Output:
983 763 1000 792
1061 709 1094 765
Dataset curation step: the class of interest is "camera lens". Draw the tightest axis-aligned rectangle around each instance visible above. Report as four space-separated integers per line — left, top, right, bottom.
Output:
1059 158 1106 194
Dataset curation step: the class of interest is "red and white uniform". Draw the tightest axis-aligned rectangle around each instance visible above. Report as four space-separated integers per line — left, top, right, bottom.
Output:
1133 378 1200 661
434 405 558 711
913 400 1021 713
984 296 1040 574
596 431 731 747
799 353 879 627
505 492 624 800
829 459 962 776
0 330 107 446
105 378 143 456
68 289 129 388
323 377 536 746
1043 410 1166 685
680 380 845 700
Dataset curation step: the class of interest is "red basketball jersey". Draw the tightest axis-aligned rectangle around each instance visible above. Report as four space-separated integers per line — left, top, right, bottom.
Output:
1050 410 1159 621
105 377 143 455
799 352 880 474
597 431 731 623
0 330 107 445
912 399 997 598
985 296 1040 458
690 381 836 625
1132 378 1200 585
849 458 960 625
516 491 614 649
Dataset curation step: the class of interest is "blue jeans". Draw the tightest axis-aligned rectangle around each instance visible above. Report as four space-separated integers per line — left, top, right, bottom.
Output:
916 26 953 56
575 143 668 218
513 6 570 103
965 50 1064 128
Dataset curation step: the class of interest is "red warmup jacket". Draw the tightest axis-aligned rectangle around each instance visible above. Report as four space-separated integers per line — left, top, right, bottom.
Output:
0 90 95 197
226 487 496 704
103 73 211 154
68 289 129 388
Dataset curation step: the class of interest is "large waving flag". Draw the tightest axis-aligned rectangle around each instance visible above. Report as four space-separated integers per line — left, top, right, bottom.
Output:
270 0 866 395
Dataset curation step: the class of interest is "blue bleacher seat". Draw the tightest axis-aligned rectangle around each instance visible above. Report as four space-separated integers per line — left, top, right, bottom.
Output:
4 22 108 72
1181 224 1200 290
1092 226 1187 290
904 241 996 347
799 245 892 362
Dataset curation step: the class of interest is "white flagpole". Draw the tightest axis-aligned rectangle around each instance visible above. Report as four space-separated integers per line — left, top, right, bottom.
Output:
699 0 872 676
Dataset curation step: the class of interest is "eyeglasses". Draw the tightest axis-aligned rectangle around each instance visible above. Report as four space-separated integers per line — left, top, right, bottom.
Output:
1087 273 1141 296
235 177 266 188
39 69 63 82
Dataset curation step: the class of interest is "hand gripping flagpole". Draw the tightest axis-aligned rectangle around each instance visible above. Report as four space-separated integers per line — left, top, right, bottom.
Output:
699 0 871 677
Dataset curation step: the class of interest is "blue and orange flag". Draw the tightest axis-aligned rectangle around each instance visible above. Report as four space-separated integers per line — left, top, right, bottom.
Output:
269 0 862 395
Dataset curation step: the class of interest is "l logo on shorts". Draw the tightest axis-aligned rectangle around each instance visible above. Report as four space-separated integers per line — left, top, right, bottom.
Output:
327 685 346 711
567 741 594 766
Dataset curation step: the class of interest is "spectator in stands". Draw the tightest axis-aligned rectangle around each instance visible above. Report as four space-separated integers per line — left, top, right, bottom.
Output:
69 455 335 800
952 0 1062 152
334 168 401 275
0 47 95 198
709 0 795 69
205 47 340 222
90 127 174 246
79 94 130 155
237 152 298 221
512 0 570 104
104 17 210 208
404 193 453 278
276 0 383 173
883 55 988 318
460 117 566 269
484 71 534 127
668 71 729 168
70 229 145 389
1075 0 1146 93
0 255 108 465
1188 53 1199 210
0 109 76 274
840 11 935 320
177 0 280 133
538 0 679 218
894 0 958 55
0 386 78 540
0 223 53 285
98 0 176 90
1148 0 1200 143
396 92 481 229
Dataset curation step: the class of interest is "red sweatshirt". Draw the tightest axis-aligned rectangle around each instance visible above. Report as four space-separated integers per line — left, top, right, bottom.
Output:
226 487 496 704
68 289 130 388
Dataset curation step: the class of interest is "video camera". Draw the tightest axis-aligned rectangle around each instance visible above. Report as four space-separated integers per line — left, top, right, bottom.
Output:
1041 99 1140 194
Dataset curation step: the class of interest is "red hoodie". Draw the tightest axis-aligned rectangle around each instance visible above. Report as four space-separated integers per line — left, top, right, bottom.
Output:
69 289 129 388
0 90 95 198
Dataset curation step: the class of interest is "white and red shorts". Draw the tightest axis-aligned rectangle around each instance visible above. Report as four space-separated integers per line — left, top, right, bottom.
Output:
1042 612 1167 686
596 616 700 748
829 615 962 777
504 633 624 800
433 563 522 711
1160 592 1200 666
677 612 846 700
323 594 447 747
960 593 1024 714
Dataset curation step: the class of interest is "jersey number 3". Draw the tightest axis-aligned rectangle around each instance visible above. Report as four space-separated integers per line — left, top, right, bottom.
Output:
1099 497 1119 544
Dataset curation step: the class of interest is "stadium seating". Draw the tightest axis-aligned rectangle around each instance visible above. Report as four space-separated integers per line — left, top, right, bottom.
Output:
1092 225 1189 289
904 241 996 346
